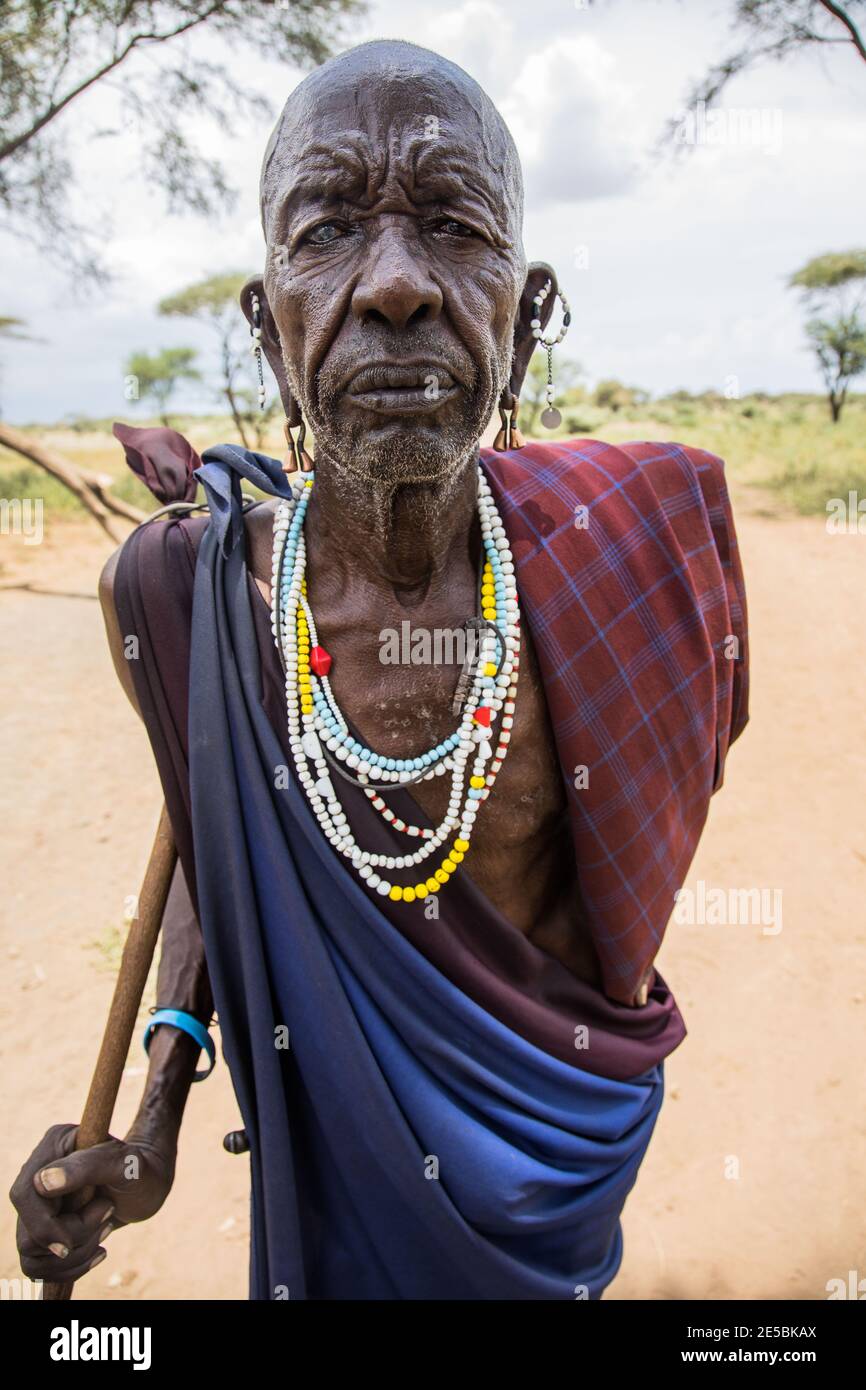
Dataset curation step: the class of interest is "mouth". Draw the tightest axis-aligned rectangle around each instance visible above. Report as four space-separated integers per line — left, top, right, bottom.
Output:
344 362 460 415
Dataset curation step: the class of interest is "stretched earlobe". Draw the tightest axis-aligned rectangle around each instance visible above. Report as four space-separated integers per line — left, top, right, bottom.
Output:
492 388 527 452
283 405 314 475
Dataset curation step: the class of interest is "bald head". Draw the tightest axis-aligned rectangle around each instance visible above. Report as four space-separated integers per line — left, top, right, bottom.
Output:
259 39 524 250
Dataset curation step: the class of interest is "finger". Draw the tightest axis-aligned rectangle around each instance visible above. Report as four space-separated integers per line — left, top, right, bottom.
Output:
33 1137 125 1199
9 1123 78 1218
70 1194 117 1239
14 1195 77 1256
23 1195 116 1258
16 1145 119 1253
21 1245 107 1285
20 1218 107 1278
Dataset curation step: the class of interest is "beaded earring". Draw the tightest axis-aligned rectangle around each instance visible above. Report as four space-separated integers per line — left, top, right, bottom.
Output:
250 291 313 473
531 279 571 429
250 292 267 409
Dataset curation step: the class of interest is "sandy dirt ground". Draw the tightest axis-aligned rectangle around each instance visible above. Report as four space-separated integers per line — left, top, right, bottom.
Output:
1 497 864 1301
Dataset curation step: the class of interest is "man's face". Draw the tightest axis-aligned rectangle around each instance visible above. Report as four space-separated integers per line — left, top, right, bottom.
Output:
262 73 526 483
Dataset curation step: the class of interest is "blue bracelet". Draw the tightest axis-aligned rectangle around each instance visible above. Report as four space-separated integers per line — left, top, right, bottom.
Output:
144 1009 216 1081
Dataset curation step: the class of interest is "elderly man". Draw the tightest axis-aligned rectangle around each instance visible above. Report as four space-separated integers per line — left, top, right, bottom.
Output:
12 40 747 1300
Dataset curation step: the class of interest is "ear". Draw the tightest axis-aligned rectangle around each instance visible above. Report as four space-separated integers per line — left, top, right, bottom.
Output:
239 274 300 424
509 261 559 402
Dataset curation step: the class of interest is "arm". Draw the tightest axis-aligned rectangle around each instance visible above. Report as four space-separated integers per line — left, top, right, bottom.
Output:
100 541 213 1144
10 542 213 1285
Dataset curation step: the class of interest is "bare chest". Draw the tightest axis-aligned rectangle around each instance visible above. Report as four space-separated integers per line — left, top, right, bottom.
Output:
247 503 592 974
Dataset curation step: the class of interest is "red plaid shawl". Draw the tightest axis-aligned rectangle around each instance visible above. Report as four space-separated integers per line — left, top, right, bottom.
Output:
482 438 748 1004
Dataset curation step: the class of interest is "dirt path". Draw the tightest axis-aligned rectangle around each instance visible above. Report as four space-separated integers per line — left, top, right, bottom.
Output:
1 505 864 1300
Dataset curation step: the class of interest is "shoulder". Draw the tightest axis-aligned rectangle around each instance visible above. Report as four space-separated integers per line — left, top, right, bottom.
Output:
482 436 737 555
483 436 749 765
482 435 728 499
99 542 141 714
99 513 210 712
106 511 209 618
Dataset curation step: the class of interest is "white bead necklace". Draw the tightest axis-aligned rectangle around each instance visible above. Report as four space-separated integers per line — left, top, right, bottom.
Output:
269 466 521 904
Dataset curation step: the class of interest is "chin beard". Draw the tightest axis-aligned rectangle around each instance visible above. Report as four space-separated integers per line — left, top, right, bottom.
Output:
306 371 506 488
311 415 481 486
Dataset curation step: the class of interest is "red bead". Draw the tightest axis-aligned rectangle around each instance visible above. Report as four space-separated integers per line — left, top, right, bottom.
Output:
473 706 492 728
310 645 332 676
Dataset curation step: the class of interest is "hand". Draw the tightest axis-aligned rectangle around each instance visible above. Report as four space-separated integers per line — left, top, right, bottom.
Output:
10 1122 176 1285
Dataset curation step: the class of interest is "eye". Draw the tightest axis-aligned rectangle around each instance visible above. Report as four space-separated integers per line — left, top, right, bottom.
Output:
432 218 475 239
304 222 348 246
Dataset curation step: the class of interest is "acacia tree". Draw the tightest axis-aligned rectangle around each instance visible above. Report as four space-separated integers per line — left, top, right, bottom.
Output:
788 251 866 422
658 0 865 147
687 1 864 104
158 272 274 448
0 0 362 281
0 311 148 535
125 346 201 427
593 379 650 413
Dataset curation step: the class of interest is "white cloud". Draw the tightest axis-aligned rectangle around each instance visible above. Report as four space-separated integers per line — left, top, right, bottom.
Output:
387 0 519 100
500 36 645 204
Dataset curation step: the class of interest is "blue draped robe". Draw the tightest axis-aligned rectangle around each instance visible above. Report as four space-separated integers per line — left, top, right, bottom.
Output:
187 445 663 1300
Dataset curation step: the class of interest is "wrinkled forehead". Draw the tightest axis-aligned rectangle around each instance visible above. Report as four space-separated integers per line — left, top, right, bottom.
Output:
260 67 524 248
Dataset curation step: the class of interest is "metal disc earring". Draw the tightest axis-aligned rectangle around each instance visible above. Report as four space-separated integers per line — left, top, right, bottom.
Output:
531 279 571 429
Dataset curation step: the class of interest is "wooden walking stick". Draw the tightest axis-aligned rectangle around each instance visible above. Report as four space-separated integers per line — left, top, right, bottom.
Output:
43 802 178 1301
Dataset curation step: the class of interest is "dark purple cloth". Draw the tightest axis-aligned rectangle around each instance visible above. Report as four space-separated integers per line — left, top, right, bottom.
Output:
113 422 200 505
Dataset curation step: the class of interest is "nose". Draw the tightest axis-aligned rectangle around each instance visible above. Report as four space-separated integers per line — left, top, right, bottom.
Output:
351 222 443 330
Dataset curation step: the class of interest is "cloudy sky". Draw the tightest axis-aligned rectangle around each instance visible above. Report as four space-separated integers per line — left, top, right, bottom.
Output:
2 0 865 422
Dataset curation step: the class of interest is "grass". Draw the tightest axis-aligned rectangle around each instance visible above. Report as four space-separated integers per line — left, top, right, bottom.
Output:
580 392 866 516
0 460 156 516
1 395 864 521
88 920 129 973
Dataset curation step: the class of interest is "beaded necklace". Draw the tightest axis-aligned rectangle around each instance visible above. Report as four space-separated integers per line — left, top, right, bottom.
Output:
269 466 520 904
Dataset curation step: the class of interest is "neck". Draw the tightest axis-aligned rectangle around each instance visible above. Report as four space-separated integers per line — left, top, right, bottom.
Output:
304 448 482 607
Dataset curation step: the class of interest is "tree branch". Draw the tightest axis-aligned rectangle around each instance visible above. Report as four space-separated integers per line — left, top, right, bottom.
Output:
817 1 866 63
0 4 226 162
0 421 143 540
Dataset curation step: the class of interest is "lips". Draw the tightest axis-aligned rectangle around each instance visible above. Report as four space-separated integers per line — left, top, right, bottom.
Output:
345 362 459 415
